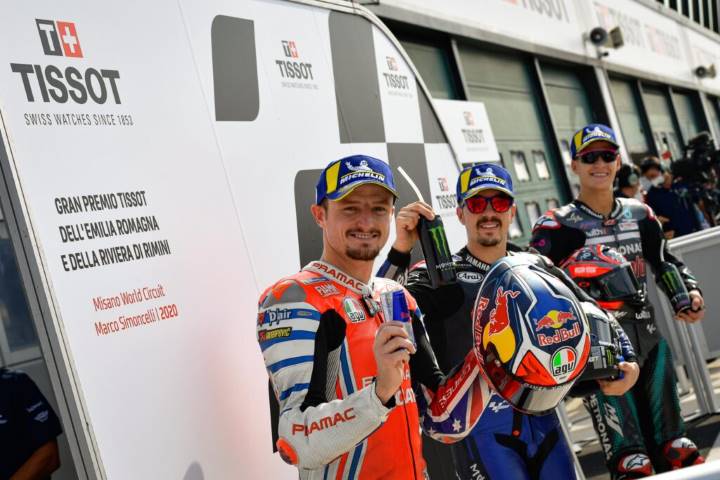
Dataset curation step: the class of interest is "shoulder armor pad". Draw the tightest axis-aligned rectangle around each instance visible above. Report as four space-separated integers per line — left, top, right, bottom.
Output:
616 197 649 221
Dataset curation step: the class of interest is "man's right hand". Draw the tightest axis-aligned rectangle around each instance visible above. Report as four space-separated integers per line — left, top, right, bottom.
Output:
373 321 416 404
393 201 436 254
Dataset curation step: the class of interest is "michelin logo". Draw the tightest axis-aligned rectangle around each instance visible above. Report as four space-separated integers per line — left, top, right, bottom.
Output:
583 126 612 142
470 167 506 187
346 159 373 172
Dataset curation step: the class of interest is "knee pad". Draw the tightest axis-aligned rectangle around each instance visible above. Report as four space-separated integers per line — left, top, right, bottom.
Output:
662 437 705 469
613 452 653 479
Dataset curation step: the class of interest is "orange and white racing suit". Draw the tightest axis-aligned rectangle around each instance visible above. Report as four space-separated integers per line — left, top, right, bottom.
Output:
258 260 490 479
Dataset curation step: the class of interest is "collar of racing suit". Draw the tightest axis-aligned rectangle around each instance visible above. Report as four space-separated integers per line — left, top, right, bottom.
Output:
459 247 493 272
573 198 624 220
302 260 380 315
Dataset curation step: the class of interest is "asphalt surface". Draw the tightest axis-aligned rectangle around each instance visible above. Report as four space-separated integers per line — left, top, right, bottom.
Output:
570 359 720 479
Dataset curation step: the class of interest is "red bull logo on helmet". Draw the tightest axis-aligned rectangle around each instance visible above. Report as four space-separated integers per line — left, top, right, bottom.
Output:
536 310 579 347
482 287 520 363
536 310 575 330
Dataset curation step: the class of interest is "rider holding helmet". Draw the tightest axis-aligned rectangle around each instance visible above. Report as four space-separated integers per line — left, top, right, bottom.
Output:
531 124 706 478
379 163 639 479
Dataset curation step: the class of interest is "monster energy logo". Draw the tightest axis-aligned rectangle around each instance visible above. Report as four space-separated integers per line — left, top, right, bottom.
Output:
661 269 682 293
428 225 450 257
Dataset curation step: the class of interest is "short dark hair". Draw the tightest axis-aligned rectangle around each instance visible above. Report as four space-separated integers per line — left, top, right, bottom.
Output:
640 156 663 174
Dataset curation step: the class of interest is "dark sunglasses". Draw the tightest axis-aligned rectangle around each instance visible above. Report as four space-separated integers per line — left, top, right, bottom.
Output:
577 150 618 164
465 194 514 214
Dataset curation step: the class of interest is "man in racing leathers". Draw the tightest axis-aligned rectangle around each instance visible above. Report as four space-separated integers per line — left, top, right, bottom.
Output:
378 163 638 480
257 155 492 480
530 124 706 478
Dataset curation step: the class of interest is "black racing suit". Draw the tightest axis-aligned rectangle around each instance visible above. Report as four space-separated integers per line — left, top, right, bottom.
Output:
530 197 701 475
378 246 635 480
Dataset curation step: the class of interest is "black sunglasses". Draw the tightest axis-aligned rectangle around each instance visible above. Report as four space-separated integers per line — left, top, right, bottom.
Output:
577 150 618 164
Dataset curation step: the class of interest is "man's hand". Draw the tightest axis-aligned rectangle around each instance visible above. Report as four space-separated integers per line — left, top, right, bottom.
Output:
393 201 435 254
597 362 639 396
676 290 705 323
374 321 416 404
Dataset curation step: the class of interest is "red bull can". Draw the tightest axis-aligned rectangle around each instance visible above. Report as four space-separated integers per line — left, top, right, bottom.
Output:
380 290 416 348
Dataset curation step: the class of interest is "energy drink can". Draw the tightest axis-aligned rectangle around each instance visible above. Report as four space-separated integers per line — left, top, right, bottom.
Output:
380 290 416 348
658 262 692 314
418 215 457 288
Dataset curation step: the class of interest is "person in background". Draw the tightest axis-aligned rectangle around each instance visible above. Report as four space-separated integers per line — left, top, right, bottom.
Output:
614 163 642 200
645 162 708 239
638 156 665 194
0 367 62 480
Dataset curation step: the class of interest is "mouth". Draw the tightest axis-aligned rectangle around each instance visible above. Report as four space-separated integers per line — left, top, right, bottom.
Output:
589 172 610 178
477 218 501 231
348 231 380 241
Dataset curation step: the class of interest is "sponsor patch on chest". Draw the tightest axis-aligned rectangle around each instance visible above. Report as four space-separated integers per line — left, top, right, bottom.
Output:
343 297 366 323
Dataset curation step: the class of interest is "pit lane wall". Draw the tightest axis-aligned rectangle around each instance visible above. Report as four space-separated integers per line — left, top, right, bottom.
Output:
0 1 466 478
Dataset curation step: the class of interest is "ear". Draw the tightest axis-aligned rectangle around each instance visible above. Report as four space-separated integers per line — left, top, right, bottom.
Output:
570 158 579 175
509 203 517 222
310 204 325 228
456 206 465 225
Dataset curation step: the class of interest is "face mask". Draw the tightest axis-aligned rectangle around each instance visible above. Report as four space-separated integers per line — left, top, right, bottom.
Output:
650 175 665 187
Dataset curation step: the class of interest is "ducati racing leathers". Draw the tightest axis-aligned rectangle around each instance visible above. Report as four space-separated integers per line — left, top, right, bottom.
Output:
530 197 703 476
378 247 635 480
258 260 491 480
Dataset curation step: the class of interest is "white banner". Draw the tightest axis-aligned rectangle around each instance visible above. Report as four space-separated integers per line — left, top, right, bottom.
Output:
433 99 500 164
0 0 466 477
377 0 591 56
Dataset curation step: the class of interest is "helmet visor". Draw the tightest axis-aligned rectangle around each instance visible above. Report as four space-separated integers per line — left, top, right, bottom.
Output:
596 264 640 299
497 375 575 415
484 352 580 415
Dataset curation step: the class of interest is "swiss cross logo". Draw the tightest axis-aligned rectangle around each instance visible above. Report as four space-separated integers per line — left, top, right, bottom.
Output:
463 111 475 127
281 40 298 58
36 19 83 58
386 56 398 71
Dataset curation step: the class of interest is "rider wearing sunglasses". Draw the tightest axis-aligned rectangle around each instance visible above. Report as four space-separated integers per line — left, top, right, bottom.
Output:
378 163 638 479
530 124 705 479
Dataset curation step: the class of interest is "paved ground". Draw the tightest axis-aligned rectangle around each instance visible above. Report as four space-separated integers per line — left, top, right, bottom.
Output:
567 359 720 479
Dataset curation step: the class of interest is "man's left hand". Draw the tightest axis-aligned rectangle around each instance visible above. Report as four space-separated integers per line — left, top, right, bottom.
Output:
597 361 639 396
676 290 705 323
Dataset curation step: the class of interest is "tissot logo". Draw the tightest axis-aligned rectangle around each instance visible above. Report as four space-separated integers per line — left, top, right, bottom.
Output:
281 40 298 59
11 19 121 105
36 19 83 58
382 56 409 92
463 111 475 127
275 40 315 85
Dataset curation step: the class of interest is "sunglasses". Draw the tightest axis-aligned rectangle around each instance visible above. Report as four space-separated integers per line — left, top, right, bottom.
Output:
465 194 514 214
577 150 618 164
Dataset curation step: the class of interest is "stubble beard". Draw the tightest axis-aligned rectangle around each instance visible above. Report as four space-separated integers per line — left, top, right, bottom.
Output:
346 246 380 261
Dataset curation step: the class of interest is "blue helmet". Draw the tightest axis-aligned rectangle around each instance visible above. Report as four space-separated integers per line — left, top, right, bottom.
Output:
472 253 591 414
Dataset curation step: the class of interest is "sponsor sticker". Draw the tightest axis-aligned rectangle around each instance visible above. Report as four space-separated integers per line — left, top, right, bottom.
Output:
343 297 366 323
551 347 577 378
